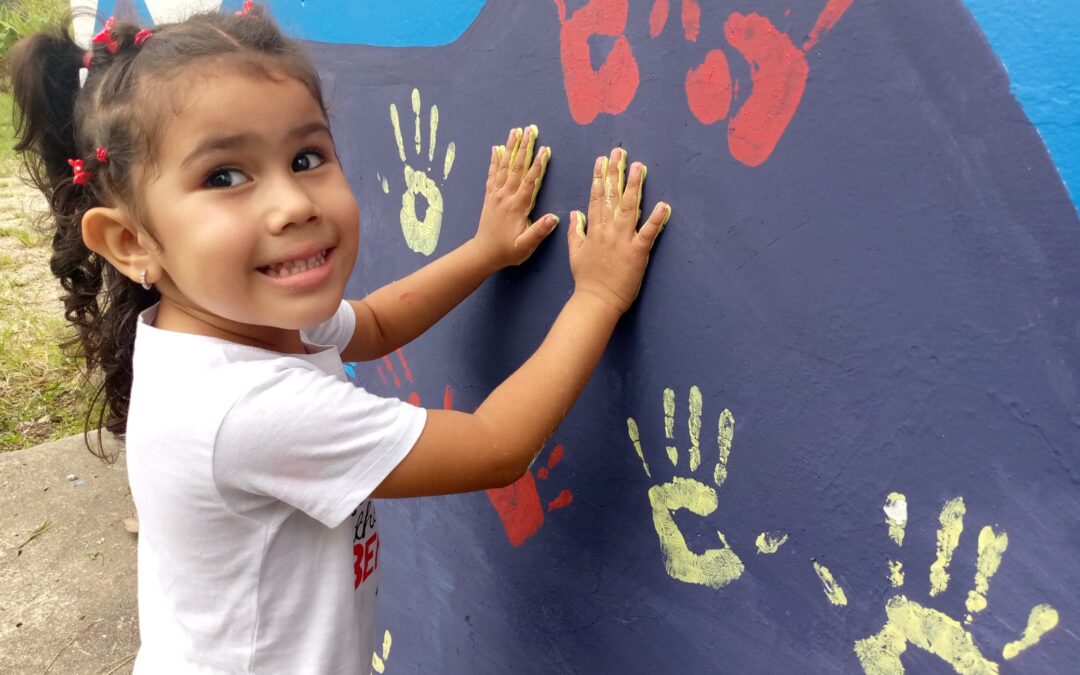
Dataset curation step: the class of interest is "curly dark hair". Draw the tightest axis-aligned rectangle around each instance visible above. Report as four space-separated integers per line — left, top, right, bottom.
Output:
6 6 327 462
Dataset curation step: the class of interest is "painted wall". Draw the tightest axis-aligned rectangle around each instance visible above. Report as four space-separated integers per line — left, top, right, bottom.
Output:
76 1 1080 672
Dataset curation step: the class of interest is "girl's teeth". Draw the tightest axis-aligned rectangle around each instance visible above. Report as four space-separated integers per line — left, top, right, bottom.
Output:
265 250 327 277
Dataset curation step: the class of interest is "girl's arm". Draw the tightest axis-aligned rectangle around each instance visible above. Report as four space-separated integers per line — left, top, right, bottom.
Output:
374 149 671 498
341 126 556 362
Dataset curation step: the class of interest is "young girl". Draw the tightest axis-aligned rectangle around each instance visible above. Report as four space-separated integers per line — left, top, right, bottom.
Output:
10 6 669 672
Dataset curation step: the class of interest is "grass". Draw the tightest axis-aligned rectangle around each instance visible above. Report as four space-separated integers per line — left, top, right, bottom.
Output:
0 0 96 452
0 267 94 453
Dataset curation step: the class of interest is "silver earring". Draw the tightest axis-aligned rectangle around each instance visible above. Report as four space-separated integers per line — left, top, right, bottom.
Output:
140 271 151 290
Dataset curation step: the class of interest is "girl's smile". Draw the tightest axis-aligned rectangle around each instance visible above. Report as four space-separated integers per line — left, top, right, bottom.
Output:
258 245 336 289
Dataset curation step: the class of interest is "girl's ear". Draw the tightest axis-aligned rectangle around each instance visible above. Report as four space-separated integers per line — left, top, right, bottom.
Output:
81 206 160 285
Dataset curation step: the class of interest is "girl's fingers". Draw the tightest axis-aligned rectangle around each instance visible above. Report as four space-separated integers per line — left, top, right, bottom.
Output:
635 202 671 250
494 127 516 188
521 124 539 171
567 210 586 254
605 147 626 210
485 145 499 190
507 125 533 189
522 146 550 210
516 212 560 256
617 162 645 229
588 156 605 226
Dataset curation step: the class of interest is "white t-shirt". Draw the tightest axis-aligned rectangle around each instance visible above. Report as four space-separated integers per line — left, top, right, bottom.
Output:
126 301 426 674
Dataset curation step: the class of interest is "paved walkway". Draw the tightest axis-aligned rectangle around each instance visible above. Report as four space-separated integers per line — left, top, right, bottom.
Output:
0 433 138 674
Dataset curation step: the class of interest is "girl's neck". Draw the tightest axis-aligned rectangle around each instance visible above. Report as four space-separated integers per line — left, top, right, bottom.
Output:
154 297 308 354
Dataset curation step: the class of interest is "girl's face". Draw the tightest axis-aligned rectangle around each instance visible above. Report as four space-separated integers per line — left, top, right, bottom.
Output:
140 70 359 350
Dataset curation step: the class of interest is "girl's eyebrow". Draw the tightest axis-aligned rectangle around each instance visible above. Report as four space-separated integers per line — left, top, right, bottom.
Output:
180 121 333 168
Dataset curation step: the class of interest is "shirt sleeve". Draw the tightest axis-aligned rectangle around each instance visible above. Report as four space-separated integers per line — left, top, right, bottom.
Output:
213 362 426 528
299 300 356 352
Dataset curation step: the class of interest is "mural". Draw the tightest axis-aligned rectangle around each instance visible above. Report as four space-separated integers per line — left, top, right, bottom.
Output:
75 1 1080 672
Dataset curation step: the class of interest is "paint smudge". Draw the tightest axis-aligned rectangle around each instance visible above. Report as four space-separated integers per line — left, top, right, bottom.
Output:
929 497 965 597
714 408 734 487
755 532 788 554
887 560 904 588
965 526 1008 621
884 492 908 546
813 561 848 606
371 629 392 673
1002 605 1060 660
685 50 733 125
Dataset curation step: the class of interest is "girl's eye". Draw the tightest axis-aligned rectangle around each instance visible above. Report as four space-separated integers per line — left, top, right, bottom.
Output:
205 169 248 189
292 150 325 173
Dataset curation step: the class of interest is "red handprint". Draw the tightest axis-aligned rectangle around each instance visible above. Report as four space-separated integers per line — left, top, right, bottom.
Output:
648 0 855 166
553 0 640 125
443 386 573 547
373 349 420 406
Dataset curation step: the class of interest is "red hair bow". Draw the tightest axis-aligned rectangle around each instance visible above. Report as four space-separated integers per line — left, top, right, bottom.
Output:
68 158 93 186
134 29 153 48
92 17 120 54
236 1 254 16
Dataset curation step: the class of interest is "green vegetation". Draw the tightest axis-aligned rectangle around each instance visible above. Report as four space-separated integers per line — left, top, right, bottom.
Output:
0 1 90 452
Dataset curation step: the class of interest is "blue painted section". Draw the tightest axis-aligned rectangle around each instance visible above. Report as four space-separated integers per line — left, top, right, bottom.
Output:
223 0 486 46
962 0 1080 209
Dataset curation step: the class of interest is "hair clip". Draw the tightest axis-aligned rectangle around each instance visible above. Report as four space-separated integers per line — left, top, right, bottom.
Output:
68 158 93 186
92 17 120 54
96 148 109 163
134 29 153 48
236 1 254 16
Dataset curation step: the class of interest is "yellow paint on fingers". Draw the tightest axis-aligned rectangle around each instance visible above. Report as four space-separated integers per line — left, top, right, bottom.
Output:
714 409 735 487
929 497 965 596
884 492 907 546
813 561 848 606
626 417 651 478
647 477 744 589
755 532 788 554
965 526 1008 620
1002 604 1059 660
854 595 997 675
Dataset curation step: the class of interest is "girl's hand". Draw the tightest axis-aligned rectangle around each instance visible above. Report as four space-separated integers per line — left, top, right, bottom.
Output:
472 125 559 269
568 148 670 315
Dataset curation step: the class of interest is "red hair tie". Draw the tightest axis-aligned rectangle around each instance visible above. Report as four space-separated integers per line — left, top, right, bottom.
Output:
92 17 120 54
96 147 109 163
68 158 93 186
134 29 153 48
82 51 93 69
236 1 254 16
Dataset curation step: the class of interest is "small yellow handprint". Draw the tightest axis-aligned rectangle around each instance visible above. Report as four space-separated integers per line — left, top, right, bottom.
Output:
627 386 743 589
844 494 1060 674
389 88 456 255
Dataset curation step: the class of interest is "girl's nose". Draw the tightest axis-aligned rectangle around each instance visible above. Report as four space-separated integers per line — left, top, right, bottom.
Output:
266 177 322 233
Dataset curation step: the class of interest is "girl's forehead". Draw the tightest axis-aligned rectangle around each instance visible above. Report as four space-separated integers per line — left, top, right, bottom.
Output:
157 72 327 154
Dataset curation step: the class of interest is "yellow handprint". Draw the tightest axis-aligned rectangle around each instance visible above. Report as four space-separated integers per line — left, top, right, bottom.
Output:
627 386 744 589
389 88 456 255
840 494 1061 673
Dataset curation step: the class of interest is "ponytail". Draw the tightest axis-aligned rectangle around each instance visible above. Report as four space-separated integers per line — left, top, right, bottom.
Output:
8 15 159 462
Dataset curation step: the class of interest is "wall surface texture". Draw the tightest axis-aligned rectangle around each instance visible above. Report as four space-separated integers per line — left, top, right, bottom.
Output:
77 1 1079 672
